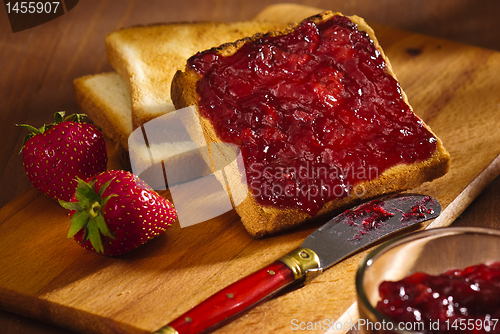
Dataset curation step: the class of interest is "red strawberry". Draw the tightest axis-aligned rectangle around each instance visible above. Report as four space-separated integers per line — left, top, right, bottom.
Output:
18 111 107 201
59 170 177 256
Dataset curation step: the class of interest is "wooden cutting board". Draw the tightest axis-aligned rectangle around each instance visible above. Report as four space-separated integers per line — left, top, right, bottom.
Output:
2 3 500 334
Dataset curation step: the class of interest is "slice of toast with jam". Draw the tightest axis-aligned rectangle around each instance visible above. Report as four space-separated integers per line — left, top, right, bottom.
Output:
171 11 450 237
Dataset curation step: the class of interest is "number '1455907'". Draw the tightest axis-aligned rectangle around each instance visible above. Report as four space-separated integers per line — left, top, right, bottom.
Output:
445 318 498 332
5 2 60 14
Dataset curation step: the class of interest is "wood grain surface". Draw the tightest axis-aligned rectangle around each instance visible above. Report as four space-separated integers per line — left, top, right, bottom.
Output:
2 1 500 334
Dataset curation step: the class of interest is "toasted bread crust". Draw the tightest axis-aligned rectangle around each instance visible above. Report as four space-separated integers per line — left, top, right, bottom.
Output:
172 11 451 237
106 21 285 130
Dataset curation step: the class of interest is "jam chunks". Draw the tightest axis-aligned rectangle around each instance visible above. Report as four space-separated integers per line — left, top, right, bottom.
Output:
377 262 500 333
189 15 438 215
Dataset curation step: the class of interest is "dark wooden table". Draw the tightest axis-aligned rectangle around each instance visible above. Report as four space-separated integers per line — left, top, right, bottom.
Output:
2 0 500 333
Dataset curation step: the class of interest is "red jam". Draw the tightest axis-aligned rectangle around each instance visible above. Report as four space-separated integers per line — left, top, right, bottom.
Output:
188 16 438 215
377 262 500 333
401 196 436 222
344 200 394 240
344 200 394 227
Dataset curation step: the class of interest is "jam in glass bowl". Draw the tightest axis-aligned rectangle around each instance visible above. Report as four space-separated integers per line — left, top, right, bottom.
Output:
356 227 500 334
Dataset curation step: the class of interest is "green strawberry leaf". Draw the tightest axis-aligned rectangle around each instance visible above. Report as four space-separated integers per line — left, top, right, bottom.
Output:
67 211 90 239
95 213 116 240
98 179 114 198
100 194 117 211
98 179 118 212
81 225 89 244
58 199 83 212
54 111 87 124
59 175 118 255
54 111 65 124
16 124 45 153
74 178 100 210
68 113 87 123
87 219 104 254
75 187 99 208
16 123 41 134
17 111 89 153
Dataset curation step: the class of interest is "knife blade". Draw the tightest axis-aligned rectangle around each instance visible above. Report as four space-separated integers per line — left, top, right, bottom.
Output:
153 193 441 334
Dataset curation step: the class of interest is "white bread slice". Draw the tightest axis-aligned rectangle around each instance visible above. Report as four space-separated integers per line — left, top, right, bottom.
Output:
171 11 451 237
105 21 285 130
74 72 132 150
73 73 210 187
75 21 290 186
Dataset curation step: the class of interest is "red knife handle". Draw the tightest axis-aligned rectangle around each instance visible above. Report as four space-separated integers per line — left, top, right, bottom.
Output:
156 261 295 334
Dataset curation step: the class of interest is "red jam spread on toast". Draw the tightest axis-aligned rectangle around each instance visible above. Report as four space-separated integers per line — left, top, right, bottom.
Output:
377 262 500 333
188 15 437 215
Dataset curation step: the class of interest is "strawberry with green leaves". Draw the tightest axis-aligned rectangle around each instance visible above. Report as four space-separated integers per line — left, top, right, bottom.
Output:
18 111 107 201
59 170 177 256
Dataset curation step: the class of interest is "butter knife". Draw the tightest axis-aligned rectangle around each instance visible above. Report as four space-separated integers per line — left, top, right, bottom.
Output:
154 193 441 334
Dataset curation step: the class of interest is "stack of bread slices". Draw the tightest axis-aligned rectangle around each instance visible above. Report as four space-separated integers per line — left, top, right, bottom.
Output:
74 20 285 168
74 6 450 237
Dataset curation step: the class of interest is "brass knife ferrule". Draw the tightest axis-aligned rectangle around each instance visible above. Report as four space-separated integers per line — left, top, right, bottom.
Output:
278 247 322 283
153 325 178 334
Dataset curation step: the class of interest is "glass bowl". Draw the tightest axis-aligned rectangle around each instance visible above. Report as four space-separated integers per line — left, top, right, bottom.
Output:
356 227 500 334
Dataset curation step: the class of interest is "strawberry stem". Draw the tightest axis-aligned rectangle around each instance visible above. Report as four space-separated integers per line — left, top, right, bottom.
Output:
17 111 88 153
89 202 101 218
59 177 117 254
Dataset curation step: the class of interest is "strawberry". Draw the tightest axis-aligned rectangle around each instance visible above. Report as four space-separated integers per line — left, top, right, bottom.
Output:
59 170 177 256
18 111 107 202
